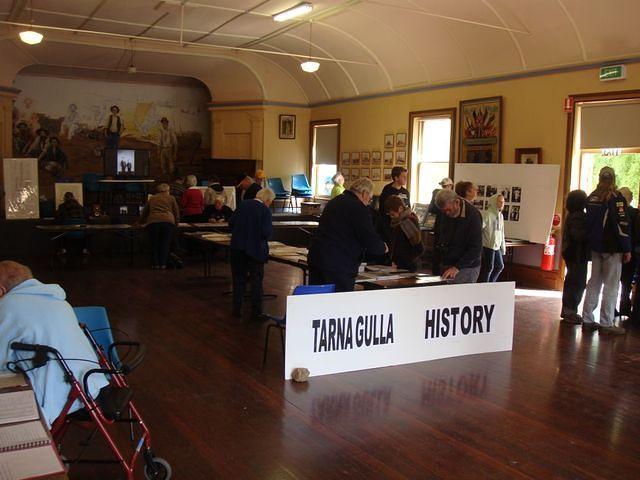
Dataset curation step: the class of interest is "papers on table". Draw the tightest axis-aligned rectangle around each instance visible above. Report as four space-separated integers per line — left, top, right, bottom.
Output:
0 375 27 390
0 445 64 480
0 421 50 452
0 391 39 426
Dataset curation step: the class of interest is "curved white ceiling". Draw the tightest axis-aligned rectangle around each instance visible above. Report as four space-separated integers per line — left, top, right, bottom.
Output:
1 0 640 105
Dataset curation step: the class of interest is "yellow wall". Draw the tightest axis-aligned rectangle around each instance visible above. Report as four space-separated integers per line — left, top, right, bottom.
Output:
311 64 640 201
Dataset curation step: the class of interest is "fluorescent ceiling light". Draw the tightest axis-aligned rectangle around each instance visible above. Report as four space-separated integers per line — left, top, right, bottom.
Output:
273 2 313 22
19 30 43 45
301 60 320 73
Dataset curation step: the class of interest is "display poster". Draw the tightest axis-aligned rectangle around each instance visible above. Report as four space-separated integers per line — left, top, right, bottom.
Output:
54 183 83 209
284 282 514 379
3 158 40 219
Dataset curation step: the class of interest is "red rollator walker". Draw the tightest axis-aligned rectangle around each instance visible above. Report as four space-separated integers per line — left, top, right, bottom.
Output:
9 323 171 480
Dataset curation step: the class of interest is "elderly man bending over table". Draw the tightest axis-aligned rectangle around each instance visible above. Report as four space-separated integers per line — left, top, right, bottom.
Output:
0 261 108 426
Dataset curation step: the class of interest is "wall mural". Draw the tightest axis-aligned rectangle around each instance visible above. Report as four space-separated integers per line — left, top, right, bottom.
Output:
12 74 211 198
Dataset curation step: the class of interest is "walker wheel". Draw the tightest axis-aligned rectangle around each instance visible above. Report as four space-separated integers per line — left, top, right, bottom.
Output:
144 457 172 480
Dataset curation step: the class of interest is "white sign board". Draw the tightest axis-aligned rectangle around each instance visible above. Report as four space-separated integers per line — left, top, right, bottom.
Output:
55 183 84 209
454 164 560 244
3 158 39 219
284 282 514 379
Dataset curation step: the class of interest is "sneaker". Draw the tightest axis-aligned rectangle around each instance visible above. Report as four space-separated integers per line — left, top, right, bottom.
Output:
582 321 599 332
600 325 626 335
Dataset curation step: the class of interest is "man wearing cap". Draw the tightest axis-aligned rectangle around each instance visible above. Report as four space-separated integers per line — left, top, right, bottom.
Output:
581 166 631 335
235 174 261 205
429 177 454 214
255 169 267 188
105 105 124 150
158 117 178 176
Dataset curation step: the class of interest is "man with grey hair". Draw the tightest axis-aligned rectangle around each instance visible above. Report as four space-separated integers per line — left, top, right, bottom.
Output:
434 188 483 283
230 188 275 320
0 261 108 426
308 178 387 292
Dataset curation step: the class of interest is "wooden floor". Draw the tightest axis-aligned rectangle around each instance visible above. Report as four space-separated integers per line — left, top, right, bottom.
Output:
31 254 640 480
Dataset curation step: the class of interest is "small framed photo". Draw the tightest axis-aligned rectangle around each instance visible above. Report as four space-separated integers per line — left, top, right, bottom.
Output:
371 168 381 181
361 151 370 165
371 151 382 165
384 134 395 149
351 152 360 165
351 167 360 179
341 152 350 166
383 150 393 166
395 150 406 165
515 147 542 164
279 115 296 139
343 168 350 181
361 167 370 178
396 133 407 148
383 168 393 180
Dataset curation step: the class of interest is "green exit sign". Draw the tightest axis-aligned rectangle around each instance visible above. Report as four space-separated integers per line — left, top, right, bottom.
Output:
599 65 626 81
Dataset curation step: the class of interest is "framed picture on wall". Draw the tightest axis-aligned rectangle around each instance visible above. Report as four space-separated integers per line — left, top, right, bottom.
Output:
458 96 502 163
371 168 382 181
351 152 360 165
279 115 296 139
395 150 406 165
361 151 371 165
351 167 360 179
342 167 350 181
384 134 395 149
396 133 407 148
383 168 392 180
371 151 382 165
361 167 371 178
515 147 542 164
383 150 393 166
341 152 350 166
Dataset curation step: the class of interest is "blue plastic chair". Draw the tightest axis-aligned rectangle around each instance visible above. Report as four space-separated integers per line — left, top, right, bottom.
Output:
266 177 292 211
262 284 335 366
291 174 313 211
73 306 121 367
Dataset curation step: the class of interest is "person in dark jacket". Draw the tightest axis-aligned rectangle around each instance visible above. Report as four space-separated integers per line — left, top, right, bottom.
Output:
618 187 637 316
229 188 275 320
385 195 424 272
429 177 454 274
434 188 483 283
581 167 631 335
236 174 261 205
308 178 387 292
204 195 233 223
560 190 589 324
56 192 88 255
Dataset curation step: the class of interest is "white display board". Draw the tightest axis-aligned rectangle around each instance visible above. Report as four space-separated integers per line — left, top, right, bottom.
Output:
284 282 514 380
55 183 83 209
454 164 560 244
3 158 39 219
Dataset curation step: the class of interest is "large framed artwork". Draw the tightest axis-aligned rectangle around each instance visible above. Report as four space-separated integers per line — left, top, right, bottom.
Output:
458 96 502 164
279 115 296 139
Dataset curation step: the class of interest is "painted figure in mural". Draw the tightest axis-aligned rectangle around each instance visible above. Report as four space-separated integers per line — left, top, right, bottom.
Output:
38 137 67 176
158 117 178 176
13 121 31 156
105 105 124 150
26 128 49 157
62 103 80 140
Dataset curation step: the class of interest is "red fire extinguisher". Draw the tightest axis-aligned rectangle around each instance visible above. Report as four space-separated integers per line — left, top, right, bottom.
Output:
541 214 561 271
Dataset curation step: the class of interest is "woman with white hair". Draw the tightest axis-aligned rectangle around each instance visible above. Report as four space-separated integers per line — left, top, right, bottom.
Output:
180 174 204 222
139 183 180 269
330 172 345 199
308 178 387 292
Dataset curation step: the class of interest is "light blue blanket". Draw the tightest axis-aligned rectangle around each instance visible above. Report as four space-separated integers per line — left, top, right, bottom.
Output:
0 279 109 427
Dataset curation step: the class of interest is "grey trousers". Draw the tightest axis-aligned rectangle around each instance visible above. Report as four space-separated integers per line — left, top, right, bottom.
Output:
582 252 622 326
453 265 481 284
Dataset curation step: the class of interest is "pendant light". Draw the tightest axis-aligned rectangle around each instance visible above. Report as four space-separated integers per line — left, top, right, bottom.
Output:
19 0 43 45
300 21 319 73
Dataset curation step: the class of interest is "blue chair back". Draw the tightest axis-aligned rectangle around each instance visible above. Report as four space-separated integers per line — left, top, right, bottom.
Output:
291 174 312 192
73 306 120 366
292 284 335 296
267 178 290 197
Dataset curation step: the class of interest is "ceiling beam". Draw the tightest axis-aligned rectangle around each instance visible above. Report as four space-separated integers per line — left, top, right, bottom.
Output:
188 0 271 45
136 11 170 37
160 0 271 17
76 0 109 31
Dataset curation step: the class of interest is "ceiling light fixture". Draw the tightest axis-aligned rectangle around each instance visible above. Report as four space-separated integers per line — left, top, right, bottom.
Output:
300 20 319 73
273 2 313 22
20 0 43 45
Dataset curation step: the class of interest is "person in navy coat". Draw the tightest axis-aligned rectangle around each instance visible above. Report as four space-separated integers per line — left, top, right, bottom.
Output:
229 188 275 320
308 178 387 292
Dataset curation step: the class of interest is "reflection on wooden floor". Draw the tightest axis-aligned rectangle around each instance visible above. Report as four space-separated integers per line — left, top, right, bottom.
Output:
31 256 640 480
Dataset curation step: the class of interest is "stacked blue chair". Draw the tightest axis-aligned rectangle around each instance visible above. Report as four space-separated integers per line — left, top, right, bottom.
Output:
73 306 121 367
262 284 335 365
291 174 313 211
266 177 292 211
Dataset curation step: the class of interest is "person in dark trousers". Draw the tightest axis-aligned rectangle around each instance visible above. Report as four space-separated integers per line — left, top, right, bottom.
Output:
618 187 637 316
235 174 261 205
384 195 424 272
55 192 89 255
308 178 387 292
480 194 506 282
560 190 589 324
434 188 483 283
105 105 124 150
230 188 275 320
138 183 180 269
581 167 631 335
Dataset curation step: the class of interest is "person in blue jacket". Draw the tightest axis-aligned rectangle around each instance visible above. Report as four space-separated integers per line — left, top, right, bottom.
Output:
308 178 387 292
229 188 275 320
581 166 631 334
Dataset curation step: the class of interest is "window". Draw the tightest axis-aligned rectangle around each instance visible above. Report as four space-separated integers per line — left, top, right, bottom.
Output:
310 120 340 198
409 109 455 205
